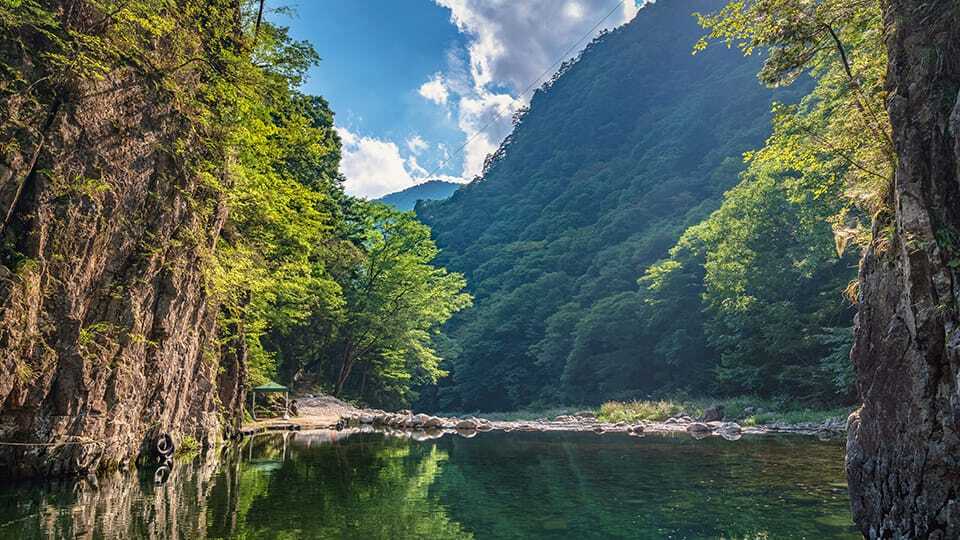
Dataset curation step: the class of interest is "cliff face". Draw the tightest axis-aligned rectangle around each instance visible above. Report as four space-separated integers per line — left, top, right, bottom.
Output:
846 0 960 537
0 2 241 477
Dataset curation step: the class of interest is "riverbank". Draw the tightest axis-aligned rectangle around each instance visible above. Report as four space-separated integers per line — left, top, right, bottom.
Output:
243 395 849 439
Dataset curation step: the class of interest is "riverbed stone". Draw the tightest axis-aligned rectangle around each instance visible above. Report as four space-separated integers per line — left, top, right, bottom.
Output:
687 422 713 433
702 405 724 422
456 419 479 430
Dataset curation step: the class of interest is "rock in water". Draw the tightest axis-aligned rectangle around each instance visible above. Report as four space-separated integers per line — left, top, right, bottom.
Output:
686 422 712 440
456 419 478 430
846 2 960 537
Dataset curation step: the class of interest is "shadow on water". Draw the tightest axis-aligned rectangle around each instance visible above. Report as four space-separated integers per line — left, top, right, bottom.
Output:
0 429 859 539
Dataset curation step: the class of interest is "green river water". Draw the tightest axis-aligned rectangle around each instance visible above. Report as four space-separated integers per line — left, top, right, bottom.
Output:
0 429 858 539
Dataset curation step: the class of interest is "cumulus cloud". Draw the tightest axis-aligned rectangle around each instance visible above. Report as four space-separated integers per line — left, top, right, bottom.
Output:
337 127 417 198
418 73 450 105
337 127 466 199
423 0 641 178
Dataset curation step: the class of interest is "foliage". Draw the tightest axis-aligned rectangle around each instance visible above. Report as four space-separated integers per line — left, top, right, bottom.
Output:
414 0 886 411
417 0 808 411
269 202 472 408
597 400 687 423
696 0 892 241
1 0 467 408
598 397 853 426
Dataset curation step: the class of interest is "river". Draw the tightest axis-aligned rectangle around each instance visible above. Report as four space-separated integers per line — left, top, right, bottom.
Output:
0 429 858 539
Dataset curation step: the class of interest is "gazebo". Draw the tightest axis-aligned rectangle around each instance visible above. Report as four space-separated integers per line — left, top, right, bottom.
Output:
250 381 289 420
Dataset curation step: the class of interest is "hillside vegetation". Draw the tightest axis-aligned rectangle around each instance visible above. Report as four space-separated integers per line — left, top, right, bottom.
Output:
417 0 858 412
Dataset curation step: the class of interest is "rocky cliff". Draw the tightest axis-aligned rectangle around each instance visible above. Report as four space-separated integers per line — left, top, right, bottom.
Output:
846 0 960 536
0 1 242 477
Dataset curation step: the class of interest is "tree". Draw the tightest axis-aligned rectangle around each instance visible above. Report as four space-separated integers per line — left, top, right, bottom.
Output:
270 202 472 408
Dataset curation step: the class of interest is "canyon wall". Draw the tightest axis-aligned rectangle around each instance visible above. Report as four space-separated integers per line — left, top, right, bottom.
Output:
847 0 960 537
0 1 241 477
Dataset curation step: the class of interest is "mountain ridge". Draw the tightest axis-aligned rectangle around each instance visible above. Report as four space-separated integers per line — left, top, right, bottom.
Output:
416 0 807 411
376 180 461 211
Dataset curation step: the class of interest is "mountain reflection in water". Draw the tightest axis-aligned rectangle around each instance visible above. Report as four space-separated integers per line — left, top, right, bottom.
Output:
0 429 858 539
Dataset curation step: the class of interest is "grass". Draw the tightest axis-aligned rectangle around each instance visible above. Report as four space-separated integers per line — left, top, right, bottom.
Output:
439 406 584 422
596 397 854 427
740 407 853 427
438 397 855 428
597 400 689 423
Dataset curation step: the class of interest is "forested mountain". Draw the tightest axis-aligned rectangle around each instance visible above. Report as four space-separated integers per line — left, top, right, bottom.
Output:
377 180 461 211
417 0 855 412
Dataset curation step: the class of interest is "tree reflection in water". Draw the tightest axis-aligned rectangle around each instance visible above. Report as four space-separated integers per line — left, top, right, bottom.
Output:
1 430 857 539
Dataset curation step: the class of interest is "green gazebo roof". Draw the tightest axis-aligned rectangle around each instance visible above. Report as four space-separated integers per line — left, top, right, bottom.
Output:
252 381 288 393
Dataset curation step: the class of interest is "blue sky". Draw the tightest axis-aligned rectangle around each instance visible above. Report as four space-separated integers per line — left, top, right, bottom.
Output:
277 1 641 198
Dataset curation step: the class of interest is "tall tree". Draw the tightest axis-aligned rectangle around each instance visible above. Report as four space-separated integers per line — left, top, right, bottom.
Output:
272 202 472 408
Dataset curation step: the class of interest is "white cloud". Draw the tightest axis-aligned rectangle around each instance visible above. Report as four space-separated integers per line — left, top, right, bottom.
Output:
337 127 416 198
418 73 450 105
337 127 467 199
429 0 641 178
406 135 429 154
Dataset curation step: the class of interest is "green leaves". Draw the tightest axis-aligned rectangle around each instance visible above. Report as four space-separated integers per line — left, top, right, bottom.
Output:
267 201 472 407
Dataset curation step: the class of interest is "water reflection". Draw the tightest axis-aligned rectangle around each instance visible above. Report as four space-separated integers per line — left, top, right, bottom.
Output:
0 429 858 539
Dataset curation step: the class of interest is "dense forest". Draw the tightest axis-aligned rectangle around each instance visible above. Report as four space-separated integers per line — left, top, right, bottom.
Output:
416 0 863 412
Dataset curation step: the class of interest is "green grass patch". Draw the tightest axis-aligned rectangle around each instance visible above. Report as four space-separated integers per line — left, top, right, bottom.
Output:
597 397 854 426
440 397 854 427
597 400 694 422
439 406 583 422
740 406 853 427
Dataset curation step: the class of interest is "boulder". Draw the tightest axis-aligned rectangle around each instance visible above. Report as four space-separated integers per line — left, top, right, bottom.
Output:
686 422 713 433
718 422 742 434
456 418 479 430
702 405 725 422
359 414 374 424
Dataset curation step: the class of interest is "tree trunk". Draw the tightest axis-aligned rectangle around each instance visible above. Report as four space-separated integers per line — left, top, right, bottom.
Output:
333 345 355 397
846 1 960 537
